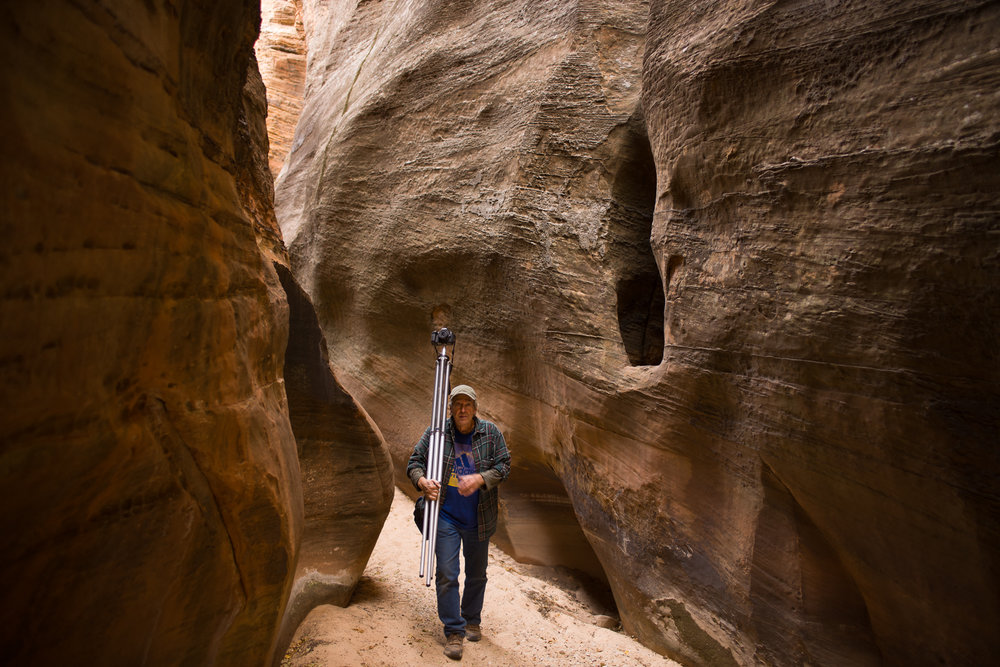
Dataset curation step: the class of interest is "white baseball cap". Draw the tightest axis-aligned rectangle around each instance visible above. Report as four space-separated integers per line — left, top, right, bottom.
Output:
449 385 477 403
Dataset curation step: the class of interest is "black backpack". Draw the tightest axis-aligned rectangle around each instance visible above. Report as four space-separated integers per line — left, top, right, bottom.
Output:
413 496 426 531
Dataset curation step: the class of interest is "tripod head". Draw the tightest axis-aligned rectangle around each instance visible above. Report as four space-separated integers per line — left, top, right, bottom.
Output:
431 327 456 346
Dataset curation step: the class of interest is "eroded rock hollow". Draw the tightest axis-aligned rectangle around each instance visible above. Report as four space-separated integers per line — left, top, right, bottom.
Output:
270 0 1000 665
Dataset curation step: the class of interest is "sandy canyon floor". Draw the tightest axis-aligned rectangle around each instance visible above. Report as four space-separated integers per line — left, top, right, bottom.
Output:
282 488 680 666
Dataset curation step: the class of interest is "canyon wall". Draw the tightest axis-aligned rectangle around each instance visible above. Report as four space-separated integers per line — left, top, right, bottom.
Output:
1 1 391 664
272 1 999 665
271 262 395 663
0 2 299 663
641 3 1000 664
256 0 307 178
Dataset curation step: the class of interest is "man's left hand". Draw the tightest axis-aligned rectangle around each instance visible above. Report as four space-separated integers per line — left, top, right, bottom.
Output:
456 473 484 497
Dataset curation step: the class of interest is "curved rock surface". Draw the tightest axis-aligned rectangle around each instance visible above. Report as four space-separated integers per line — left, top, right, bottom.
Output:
256 0 307 178
272 263 394 663
642 2 999 664
2 1 392 664
273 1 999 665
0 2 300 664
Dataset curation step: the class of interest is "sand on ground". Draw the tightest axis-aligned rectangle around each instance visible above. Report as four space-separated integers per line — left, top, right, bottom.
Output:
281 488 680 666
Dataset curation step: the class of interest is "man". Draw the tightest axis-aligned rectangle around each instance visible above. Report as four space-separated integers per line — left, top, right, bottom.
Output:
408 384 511 661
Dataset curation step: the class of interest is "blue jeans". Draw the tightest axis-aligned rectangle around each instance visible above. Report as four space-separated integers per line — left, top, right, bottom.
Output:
435 518 489 637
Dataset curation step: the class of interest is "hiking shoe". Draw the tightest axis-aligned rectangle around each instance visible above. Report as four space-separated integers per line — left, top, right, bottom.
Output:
466 625 481 642
444 634 463 660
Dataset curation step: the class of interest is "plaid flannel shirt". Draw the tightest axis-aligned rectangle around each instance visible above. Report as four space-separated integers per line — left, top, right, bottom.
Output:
408 416 511 542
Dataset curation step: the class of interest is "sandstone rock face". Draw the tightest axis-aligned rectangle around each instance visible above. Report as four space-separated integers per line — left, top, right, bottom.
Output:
272 263 394 663
641 2 1000 664
1 1 395 664
0 3 301 664
256 4 395 652
273 1 998 666
277 0 654 586
256 0 307 178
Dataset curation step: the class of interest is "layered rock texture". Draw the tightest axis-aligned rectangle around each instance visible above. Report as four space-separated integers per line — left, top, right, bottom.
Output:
1 1 390 664
0 2 298 663
255 0 307 177
272 263 394 662
272 0 1000 665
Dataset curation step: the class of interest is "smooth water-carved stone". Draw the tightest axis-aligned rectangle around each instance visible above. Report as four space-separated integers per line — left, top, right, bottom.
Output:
269 0 1000 664
272 263 394 663
1 3 300 664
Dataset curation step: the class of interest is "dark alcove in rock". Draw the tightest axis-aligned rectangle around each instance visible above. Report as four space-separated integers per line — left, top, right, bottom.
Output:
607 111 663 366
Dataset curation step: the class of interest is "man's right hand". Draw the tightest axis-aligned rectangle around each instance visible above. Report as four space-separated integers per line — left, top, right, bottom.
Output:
418 477 441 501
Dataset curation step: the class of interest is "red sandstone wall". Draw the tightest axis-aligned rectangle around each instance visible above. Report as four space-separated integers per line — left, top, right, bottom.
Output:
0 3 300 663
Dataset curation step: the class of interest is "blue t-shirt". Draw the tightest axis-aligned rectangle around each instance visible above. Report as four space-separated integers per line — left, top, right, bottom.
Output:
440 429 479 532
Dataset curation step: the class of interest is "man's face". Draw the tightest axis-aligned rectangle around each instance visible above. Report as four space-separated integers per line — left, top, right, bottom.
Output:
451 395 477 434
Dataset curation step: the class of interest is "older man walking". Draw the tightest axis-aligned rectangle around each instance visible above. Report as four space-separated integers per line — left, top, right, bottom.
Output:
408 384 511 660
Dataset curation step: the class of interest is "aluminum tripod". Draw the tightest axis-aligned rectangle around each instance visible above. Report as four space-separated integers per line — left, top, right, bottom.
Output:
418 328 456 586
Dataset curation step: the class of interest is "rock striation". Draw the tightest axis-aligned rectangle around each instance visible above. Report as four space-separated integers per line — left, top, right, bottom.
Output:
255 0 307 178
641 2 1000 664
0 2 300 664
1 1 391 665
272 0 1000 665
272 263 394 664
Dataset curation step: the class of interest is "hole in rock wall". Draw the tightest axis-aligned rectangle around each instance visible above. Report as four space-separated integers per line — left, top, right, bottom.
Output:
616 272 665 366
609 114 663 366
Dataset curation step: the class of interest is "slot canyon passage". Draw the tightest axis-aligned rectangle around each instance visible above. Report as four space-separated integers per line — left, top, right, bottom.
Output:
1 0 998 665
